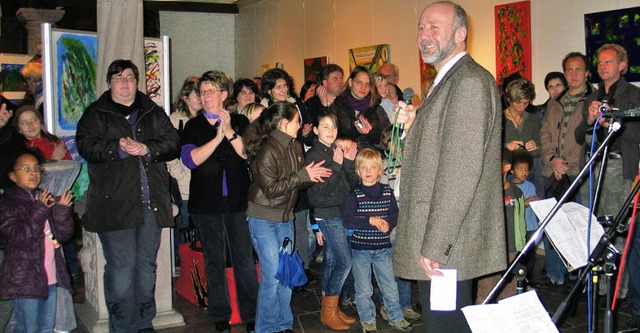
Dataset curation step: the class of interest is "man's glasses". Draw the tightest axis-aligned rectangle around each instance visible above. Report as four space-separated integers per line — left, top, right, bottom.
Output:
15 165 45 173
111 76 136 83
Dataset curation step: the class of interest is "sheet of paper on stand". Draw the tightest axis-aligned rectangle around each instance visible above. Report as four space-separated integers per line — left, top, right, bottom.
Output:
462 290 558 333
529 198 605 271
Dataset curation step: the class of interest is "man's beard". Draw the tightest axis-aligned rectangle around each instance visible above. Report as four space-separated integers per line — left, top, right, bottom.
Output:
421 35 456 65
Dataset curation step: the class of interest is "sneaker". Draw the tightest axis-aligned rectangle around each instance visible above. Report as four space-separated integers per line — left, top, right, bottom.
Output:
316 251 324 263
402 308 421 321
361 321 377 333
341 297 356 308
380 306 389 321
389 319 414 332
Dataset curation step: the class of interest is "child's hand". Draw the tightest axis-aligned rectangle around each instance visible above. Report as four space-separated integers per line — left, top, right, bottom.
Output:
316 232 324 246
524 195 541 206
343 141 358 161
51 141 68 161
333 146 344 165
370 217 390 233
57 189 74 207
38 189 55 208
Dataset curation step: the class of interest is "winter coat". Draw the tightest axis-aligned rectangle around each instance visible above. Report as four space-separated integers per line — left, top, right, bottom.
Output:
76 90 180 232
0 186 73 300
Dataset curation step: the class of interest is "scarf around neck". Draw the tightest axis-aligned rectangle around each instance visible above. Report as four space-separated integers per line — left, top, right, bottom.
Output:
343 88 371 113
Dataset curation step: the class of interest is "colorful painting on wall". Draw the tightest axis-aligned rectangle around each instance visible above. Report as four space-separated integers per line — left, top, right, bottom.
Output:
303 56 328 82
348 44 389 73
0 53 33 103
584 6 640 83
50 29 166 135
144 38 164 106
53 30 98 136
494 1 532 86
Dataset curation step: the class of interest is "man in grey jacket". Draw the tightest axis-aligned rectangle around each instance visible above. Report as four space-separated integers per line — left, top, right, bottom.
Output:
393 2 506 332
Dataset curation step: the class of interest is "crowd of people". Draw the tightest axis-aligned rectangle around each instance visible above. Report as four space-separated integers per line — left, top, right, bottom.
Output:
1 1 640 333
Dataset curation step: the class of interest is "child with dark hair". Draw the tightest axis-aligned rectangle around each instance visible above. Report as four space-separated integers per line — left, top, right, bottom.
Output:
306 111 359 330
511 151 541 235
244 101 331 333
0 151 75 332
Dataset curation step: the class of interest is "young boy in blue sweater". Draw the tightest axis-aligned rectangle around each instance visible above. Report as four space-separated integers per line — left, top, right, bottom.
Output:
343 148 413 332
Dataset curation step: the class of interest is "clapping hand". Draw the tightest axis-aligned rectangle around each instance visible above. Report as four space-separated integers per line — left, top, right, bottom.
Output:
305 160 332 182
57 189 74 207
119 137 149 156
38 189 55 208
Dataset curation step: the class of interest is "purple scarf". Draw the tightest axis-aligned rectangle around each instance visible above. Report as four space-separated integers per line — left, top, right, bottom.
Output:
342 88 371 113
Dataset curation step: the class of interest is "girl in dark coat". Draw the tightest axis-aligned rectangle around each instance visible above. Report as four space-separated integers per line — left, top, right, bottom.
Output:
0 151 74 332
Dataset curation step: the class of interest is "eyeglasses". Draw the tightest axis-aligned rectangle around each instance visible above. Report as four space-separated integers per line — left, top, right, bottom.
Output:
15 165 45 173
111 76 136 83
199 88 224 96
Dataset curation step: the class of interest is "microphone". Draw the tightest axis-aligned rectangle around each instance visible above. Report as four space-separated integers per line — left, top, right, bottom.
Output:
602 106 640 119
402 87 415 105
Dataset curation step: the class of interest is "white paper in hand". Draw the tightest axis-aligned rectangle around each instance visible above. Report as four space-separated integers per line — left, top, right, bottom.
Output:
430 269 457 311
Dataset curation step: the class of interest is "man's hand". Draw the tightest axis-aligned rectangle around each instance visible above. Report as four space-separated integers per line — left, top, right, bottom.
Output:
419 256 444 278
551 157 568 180
392 101 416 132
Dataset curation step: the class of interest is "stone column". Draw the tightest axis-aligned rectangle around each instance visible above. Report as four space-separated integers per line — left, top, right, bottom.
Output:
16 7 65 55
78 229 184 332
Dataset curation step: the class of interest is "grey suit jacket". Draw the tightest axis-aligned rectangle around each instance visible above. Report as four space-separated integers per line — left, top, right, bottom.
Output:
393 54 507 281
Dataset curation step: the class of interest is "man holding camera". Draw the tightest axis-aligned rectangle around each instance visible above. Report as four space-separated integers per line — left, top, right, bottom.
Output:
575 43 640 329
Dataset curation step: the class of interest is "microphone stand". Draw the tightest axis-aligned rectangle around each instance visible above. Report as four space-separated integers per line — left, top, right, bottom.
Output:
553 171 640 330
482 121 622 305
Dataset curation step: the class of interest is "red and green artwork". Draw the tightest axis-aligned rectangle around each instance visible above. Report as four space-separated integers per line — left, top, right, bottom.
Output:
585 6 640 83
495 1 531 86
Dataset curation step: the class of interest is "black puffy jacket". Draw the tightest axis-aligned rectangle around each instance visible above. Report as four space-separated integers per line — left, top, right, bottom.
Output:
76 91 179 232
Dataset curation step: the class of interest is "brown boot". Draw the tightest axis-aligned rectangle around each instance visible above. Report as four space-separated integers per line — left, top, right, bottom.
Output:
337 307 356 324
320 296 350 330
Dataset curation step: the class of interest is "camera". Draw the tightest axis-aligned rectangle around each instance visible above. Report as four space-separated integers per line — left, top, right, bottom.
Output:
599 101 609 113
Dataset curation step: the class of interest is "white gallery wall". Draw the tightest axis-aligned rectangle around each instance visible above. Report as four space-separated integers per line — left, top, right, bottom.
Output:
159 11 235 97
235 0 639 104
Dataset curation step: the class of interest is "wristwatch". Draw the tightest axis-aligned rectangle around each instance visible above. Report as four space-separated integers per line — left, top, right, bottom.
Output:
228 133 238 142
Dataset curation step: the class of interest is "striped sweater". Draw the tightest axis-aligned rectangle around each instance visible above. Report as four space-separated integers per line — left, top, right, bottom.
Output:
342 182 398 250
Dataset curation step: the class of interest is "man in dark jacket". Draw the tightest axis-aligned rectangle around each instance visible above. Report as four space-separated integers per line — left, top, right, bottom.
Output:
76 59 179 332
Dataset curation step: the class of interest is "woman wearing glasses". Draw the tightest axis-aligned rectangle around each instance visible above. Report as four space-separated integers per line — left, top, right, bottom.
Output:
180 70 258 332
76 59 180 332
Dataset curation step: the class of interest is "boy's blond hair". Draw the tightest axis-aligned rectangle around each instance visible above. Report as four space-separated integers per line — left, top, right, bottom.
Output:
355 148 384 179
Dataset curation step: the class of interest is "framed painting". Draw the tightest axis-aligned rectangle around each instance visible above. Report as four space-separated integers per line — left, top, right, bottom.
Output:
585 6 640 83
348 44 389 73
51 29 98 136
48 28 167 136
144 38 164 106
0 53 33 103
495 1 532 86
303 56 328 82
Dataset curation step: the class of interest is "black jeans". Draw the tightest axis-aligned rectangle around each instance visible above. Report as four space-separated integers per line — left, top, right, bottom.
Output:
191 211 258 323
418 279 473 333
